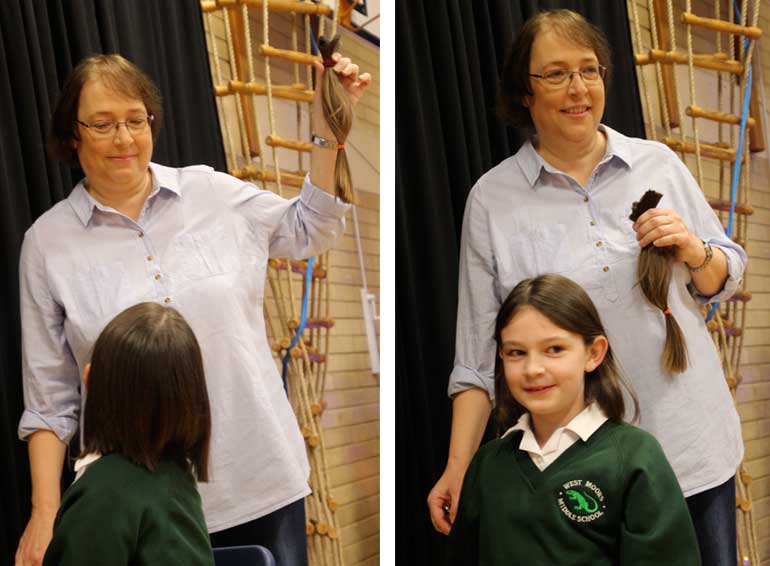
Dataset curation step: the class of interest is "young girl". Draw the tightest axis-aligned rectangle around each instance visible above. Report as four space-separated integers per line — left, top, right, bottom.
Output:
449 274 700 566
43 302 214 566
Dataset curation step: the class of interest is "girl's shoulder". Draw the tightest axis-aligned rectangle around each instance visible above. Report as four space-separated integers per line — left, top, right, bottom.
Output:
74 454 193 498
602 422 673 472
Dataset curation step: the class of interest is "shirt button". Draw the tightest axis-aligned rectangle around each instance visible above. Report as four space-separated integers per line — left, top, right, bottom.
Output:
154 274 161 281
596 241 603 247
603 266 609 272
583 196 589 202
164 297 171 304
146 256 153 261
590 220 596 226
138 231 144 238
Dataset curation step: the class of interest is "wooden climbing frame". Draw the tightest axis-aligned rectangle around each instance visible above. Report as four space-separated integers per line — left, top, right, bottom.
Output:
630 1 762 563
202 2 348 565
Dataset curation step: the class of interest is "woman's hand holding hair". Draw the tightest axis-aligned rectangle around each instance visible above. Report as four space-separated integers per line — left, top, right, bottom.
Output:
310 51 372 196
632 208 701 263
633 207 728 297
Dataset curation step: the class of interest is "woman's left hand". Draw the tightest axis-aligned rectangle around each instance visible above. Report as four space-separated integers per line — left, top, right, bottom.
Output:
633 208 702 265
311 53 372 131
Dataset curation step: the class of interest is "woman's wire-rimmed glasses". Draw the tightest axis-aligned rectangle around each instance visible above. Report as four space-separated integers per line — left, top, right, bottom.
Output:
76 115 154 138
528 64 607 86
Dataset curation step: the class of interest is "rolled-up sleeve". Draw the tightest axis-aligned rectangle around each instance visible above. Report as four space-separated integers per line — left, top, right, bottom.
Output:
267 175 350 259
689 237 746 304
668 155 748 304
17 227 81 442
448 187 499 401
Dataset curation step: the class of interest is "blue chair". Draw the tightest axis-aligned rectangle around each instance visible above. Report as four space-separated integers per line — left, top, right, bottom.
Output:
212 544 277 566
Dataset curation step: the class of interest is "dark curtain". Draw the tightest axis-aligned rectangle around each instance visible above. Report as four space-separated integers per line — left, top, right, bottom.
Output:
396 1 645 563
0 2 226 563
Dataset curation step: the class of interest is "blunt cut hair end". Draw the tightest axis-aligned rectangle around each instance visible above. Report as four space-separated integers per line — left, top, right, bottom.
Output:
48 54 163 164
637 246 689 373
497 9 613 128
82 302 211 481
493 274 639 435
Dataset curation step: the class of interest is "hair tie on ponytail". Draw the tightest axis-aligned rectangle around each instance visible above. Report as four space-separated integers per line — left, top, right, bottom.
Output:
663 308 671 316
317 35 355 203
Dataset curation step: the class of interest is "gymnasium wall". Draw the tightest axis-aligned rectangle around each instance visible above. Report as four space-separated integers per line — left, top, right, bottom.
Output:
629 1 770 563
202 9 381 566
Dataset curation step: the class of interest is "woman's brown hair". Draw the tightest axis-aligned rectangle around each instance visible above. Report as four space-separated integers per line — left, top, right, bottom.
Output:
82 302 211 481
48 54 163 163
493 274 639 435
318 35 354 203
497 9 613 128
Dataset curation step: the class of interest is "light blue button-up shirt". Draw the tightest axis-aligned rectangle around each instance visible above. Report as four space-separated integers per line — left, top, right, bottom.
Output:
450 125 746 497
18 162 349 531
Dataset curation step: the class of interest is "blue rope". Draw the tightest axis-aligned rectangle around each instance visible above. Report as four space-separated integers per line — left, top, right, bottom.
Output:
706 8 751 322
281 256 314 393
309 26 320 55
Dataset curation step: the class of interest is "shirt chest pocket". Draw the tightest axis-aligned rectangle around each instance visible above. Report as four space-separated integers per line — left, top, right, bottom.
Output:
173 225 241 281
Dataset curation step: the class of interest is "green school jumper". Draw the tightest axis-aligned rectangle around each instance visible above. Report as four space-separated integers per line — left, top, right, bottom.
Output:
43 454 214 566
449 421 701 566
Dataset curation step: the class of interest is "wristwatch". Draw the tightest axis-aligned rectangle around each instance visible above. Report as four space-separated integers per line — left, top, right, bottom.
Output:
311 134 332 148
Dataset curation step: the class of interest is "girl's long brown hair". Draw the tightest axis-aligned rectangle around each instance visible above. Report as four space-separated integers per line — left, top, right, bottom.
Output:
83 302 211 481
493 274 639 435
637 245 688 373
318 35 354 203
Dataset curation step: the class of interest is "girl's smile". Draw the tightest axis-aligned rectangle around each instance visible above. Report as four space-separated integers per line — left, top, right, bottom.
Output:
499 305 606 446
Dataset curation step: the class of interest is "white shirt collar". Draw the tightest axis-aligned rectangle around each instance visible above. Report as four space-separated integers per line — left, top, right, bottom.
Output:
501 402 608 447
73 452 103 482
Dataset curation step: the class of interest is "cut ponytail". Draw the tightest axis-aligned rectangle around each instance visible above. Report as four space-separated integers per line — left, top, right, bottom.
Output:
631 190 688 373
318 35 354 203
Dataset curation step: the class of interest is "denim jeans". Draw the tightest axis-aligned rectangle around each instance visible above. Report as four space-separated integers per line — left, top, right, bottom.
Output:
685 476 736 566
210 498 308 566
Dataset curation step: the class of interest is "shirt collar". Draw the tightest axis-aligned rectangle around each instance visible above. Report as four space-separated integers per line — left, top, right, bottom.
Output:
68 162 181 226
501 402 608 443
515 124 633 189
73 451 103 482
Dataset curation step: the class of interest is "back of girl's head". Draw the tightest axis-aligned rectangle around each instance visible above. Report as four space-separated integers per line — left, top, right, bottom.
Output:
83 302 211 481
493 274 638 434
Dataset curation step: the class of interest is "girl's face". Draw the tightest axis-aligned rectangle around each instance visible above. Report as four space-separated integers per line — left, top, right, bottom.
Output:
499 306 606 428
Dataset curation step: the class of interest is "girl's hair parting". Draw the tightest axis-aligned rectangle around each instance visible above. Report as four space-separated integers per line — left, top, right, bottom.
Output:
493 274 639 435
637 246 688 373
318 35 355 203
82 302 211 481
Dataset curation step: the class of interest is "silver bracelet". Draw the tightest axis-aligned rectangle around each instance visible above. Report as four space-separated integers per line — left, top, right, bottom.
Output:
688 240 713 273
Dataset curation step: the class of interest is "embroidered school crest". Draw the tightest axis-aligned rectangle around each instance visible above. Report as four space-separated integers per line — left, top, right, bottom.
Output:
557 479 606 523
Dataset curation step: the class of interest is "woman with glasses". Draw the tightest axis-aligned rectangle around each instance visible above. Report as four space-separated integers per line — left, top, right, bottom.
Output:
427 10 745 566
16 54 370 566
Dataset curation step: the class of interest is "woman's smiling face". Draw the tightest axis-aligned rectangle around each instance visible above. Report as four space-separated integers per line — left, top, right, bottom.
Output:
525 29 605 148
74 79 153 193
